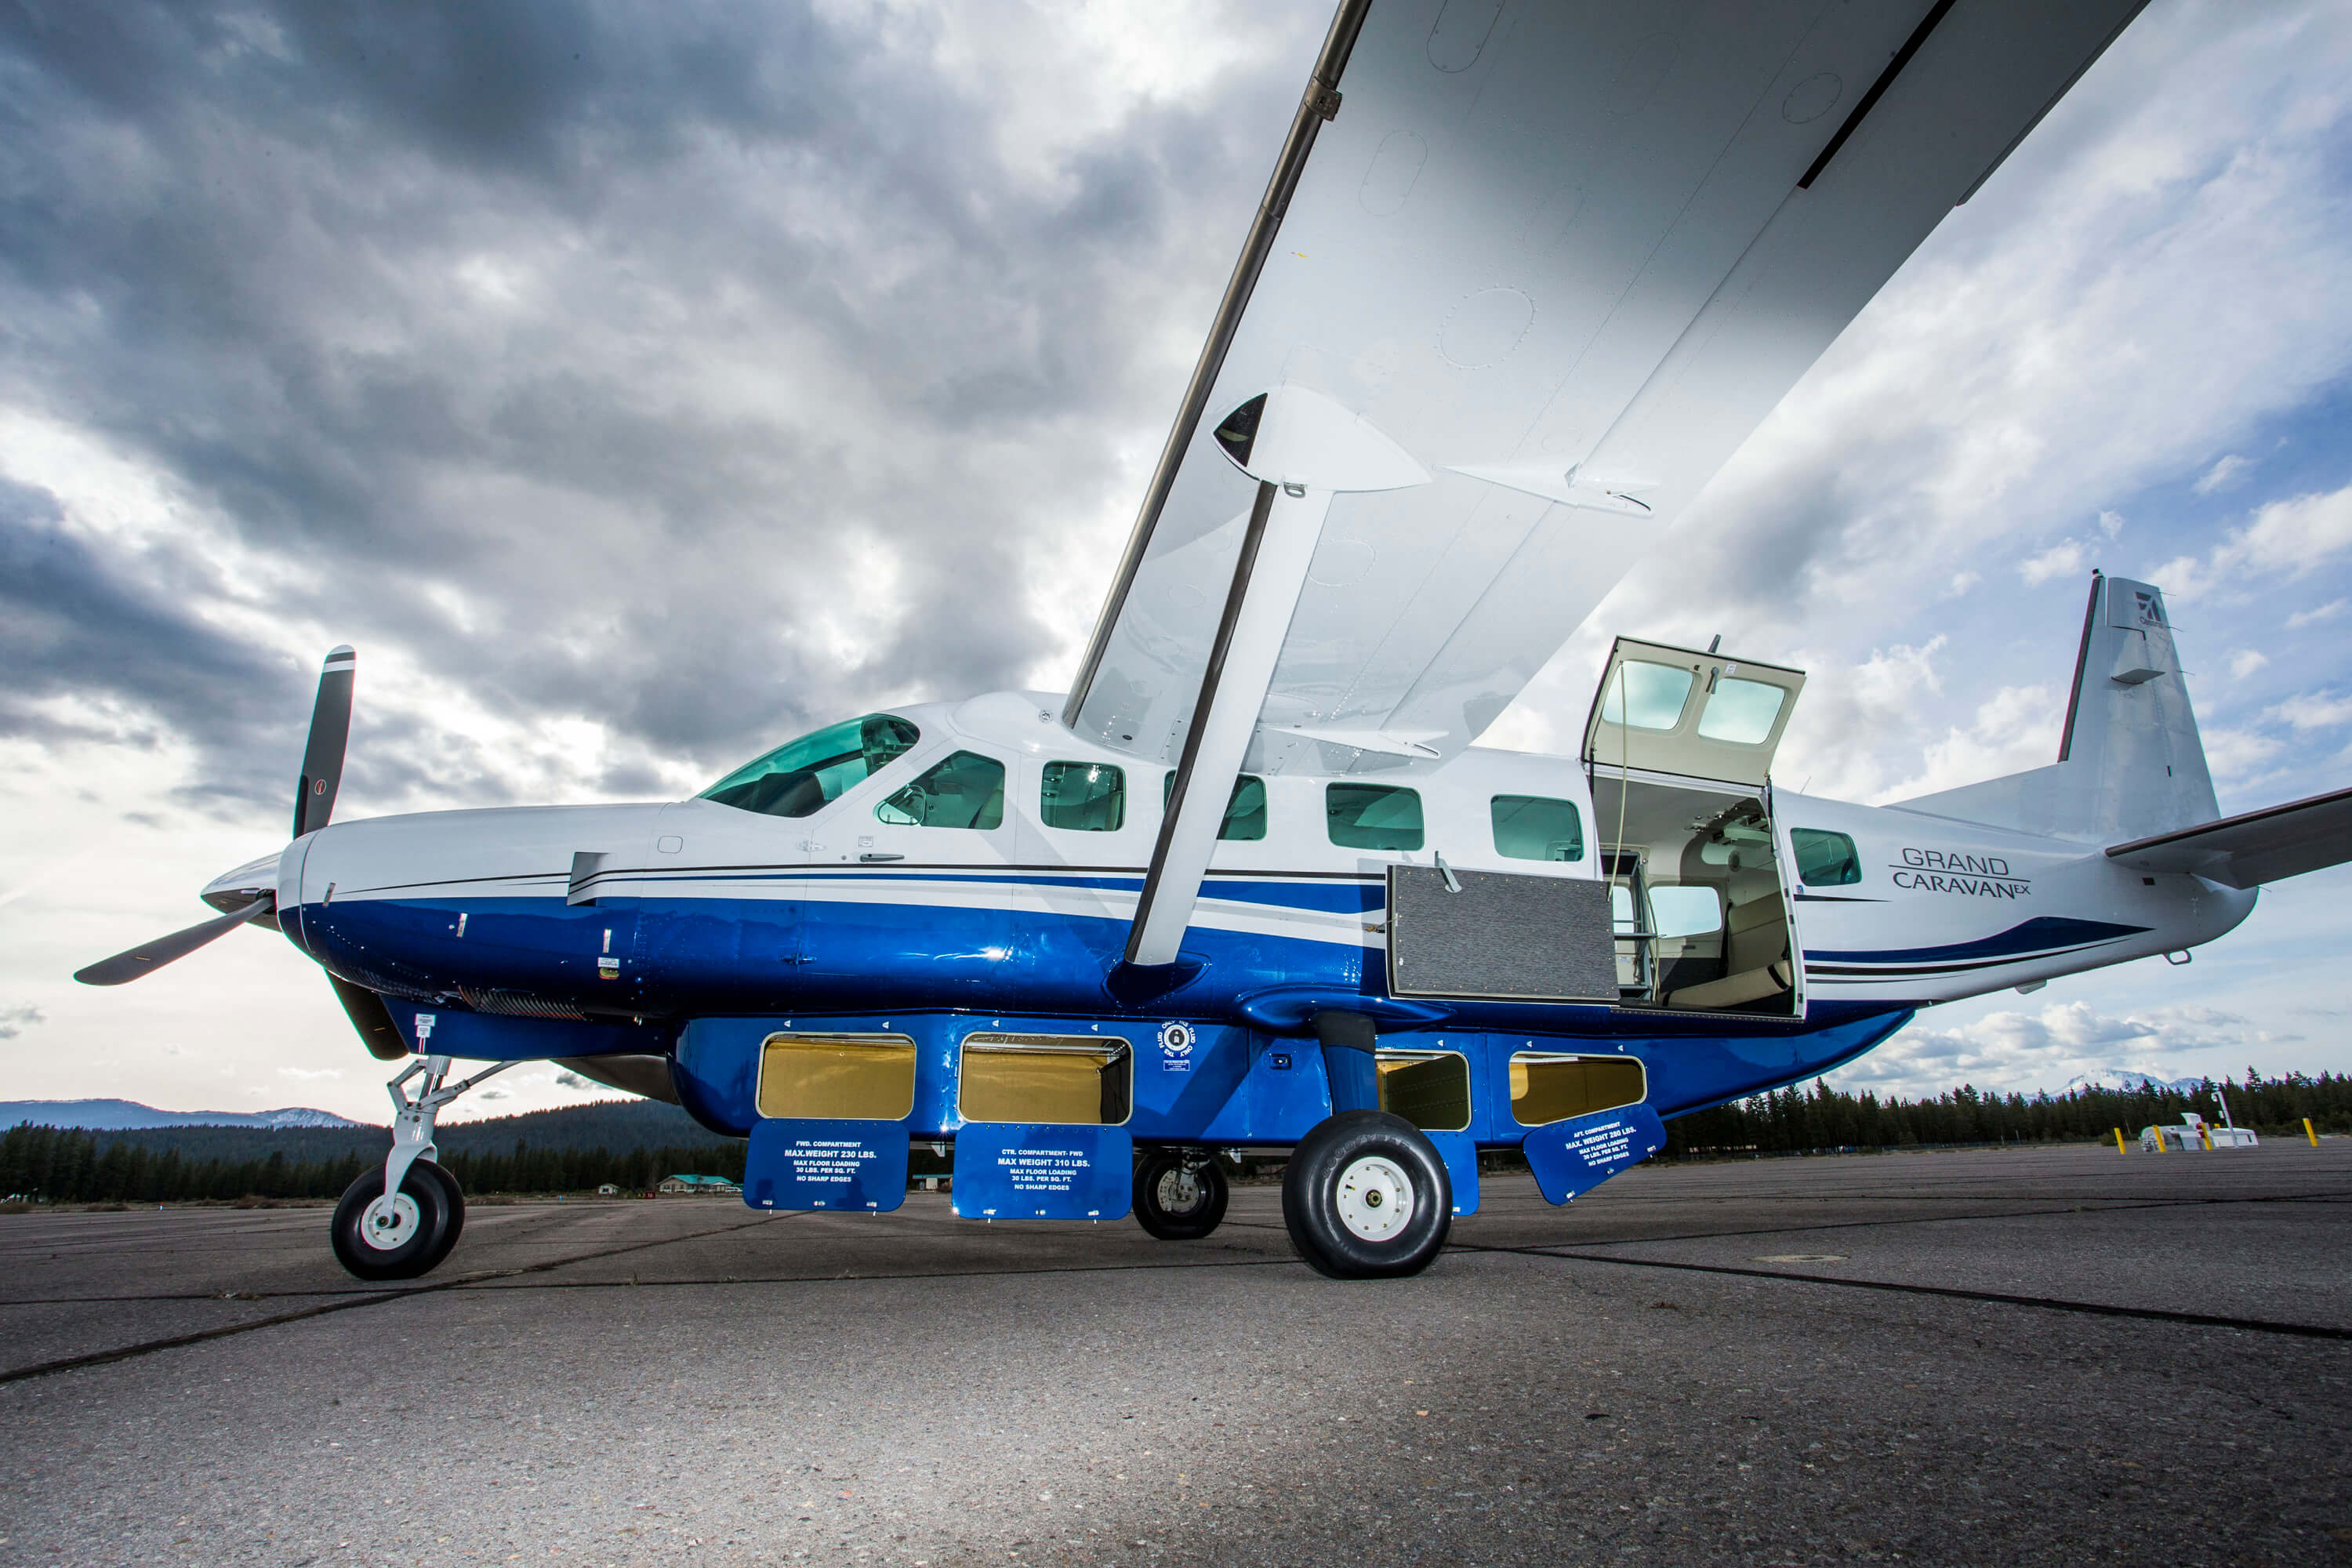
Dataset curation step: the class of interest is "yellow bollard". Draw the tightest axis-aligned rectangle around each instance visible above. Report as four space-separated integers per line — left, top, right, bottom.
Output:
2114 1127 2128 1156
2308 1118 2321 1148
2201 1123 2213 1151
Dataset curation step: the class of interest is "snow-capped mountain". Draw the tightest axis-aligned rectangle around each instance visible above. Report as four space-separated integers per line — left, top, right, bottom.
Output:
0 1099 360 1131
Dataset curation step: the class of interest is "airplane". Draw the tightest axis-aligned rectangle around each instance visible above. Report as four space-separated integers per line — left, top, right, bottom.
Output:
74 0 2352 1282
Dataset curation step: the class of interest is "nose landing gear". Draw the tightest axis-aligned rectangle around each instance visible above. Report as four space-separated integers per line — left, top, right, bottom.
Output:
328 1054 511 1281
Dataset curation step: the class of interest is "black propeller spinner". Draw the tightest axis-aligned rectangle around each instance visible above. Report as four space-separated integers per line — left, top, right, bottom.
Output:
73 646 357 988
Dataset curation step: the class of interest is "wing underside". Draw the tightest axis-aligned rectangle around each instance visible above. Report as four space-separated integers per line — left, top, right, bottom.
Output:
1066 0 2148 776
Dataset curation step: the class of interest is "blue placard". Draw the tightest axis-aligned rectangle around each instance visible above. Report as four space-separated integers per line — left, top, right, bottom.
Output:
745 1119 909 1213
1522 1104 1666 1205
1425 1129 1481 1216
952 1123 1132 1221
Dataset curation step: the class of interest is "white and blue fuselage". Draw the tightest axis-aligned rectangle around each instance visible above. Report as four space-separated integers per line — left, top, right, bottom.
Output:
208 686 2253 1151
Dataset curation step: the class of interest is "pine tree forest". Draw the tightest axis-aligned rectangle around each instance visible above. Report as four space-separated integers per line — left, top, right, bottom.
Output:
1 1069 2344 1205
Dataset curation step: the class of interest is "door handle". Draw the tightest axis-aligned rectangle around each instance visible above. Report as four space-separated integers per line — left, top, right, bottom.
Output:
858 852 905 863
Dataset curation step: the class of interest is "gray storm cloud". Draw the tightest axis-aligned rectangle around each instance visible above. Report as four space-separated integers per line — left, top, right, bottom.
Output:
0 1 1318 812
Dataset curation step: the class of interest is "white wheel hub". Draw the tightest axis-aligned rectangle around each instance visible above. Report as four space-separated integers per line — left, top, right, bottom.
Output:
1334 1155 1414 1242
360 1191 422 1251
1155 1167 1205 1214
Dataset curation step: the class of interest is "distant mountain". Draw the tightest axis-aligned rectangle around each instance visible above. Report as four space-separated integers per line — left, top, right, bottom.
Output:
0 1098 359 1131
2058 1073 2212 1096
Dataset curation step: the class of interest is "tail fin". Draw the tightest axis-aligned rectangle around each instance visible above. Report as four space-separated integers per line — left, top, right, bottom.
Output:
1893 573 2218 842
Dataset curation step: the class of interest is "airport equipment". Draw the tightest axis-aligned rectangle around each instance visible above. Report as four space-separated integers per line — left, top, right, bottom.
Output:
74 1 2352 1280
2141 1114 2258 1152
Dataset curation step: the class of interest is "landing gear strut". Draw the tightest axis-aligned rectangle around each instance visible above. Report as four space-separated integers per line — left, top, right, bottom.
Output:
328 1054 510 1281
1133 1148 1229 1240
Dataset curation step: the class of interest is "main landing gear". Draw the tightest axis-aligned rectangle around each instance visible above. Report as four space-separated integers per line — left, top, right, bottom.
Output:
1280 1111 1452 1279
329 1054 511 1282
1132 1148 1230 1240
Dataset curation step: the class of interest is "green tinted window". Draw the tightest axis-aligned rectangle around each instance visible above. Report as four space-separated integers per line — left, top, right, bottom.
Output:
699 714 920 818
1599 661 1694 731
1696 677 1787 743
1791 828 1861 887
1040 761 1125 831
1326 782 1423 851
1490 794 1583 862
877 750 1004 830
1161 772 1268 841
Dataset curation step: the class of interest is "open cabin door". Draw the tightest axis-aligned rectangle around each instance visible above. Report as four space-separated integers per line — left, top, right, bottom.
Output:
1582 639 1808 1018
1584 639 1805 788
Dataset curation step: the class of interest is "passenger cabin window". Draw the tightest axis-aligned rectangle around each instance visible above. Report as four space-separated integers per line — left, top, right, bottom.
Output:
1490 794 1584 862
1040 761 1124 831
1599 661 1694 730
1162 772 1269 841
1696 677 1787 744
1792 828 1862 887
1648 885 1724 937
699 714 919 818
876 750 1004 829
1327 782 1423 851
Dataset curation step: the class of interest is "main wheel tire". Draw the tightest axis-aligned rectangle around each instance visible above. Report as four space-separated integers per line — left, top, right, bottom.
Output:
1280 1111 1451 1279
1133 1149 1230 1240
329 1158 465 1281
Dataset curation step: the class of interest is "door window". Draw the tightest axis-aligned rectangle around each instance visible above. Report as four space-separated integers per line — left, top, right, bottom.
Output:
876 750 1005 829
1326 782 1423 851
1791 828 1861 887
1598 662 1694 731
1647 885 1723 938
1490 794 1584 862
1696 677 1788 744
1040 761 1125 831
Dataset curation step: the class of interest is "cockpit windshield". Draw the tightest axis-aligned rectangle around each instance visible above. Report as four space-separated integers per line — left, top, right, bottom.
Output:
699 714 920 818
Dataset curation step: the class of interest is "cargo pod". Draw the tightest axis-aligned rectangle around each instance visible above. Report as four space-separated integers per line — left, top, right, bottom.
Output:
1376 1048 1479 1216
1584 637 1807 1019
742 1032 916 1213
952 1033 1133 1220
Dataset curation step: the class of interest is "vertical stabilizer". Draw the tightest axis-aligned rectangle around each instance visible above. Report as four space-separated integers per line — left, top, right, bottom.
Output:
1893 575 2218 842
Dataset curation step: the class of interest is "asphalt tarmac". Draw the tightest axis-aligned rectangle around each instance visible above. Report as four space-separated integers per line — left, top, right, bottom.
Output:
1 1141 2347 1567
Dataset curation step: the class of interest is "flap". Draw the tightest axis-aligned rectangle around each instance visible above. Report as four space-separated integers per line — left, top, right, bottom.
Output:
1584 638 1804 788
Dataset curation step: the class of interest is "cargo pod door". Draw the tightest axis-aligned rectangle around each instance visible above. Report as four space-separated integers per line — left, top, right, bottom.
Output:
1583 639 1805 789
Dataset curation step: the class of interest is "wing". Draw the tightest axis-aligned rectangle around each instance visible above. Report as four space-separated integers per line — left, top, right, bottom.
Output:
1065 0 2149 773
2107 786 2352 891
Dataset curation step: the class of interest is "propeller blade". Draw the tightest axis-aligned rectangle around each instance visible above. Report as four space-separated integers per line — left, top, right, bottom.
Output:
295 644 356 840
73 897 275 986
326 972 412 1061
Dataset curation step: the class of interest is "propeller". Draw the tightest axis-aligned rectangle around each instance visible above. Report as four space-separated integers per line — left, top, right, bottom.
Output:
74 646 357 989
73 896 276 985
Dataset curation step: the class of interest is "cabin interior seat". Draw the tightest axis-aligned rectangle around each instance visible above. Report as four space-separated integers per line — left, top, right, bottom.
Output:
1665 895 1791 1009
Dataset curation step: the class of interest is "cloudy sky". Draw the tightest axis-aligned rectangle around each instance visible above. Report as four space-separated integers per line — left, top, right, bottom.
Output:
3 0 2349 1123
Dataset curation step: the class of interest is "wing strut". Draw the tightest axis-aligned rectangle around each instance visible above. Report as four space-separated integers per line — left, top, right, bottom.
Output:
1125 387 1428 967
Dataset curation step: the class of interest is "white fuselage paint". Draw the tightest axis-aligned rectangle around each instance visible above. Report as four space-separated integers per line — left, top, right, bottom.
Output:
223 688 2257 1015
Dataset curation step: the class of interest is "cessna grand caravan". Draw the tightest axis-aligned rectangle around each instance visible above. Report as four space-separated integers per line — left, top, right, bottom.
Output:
81 0 2352 1279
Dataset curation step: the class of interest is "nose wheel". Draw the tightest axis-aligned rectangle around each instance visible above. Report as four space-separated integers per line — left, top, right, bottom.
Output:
1133 1149 1230 1240
330 1158 465 1280
1280 1111 1450 1278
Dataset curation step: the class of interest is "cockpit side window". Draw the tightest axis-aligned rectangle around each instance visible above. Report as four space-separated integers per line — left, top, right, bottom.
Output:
699 715 920 818
877 750 1005 830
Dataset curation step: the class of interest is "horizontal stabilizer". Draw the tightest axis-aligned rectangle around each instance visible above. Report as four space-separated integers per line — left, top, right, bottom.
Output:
2106 784 2352 889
